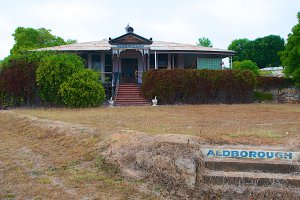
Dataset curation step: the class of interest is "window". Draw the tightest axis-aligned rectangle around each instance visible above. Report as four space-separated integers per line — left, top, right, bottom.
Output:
158 54 168 68
150 54 155 69
92 54 101 71
149 53 169 69
173 54 178 68
184 55 197 69
105 53 112 72
197 58 222 70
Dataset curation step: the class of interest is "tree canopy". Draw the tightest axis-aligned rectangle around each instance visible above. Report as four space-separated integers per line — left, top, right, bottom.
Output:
228 38 250 62
280 12 300 86
10 27 76 55
197 37 213 47
228 35 285 68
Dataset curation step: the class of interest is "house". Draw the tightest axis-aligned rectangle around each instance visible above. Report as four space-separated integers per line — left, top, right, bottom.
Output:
38 25 234 85
37 25 234 105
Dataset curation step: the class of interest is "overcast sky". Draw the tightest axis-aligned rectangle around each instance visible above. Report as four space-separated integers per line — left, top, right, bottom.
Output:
1 0 299 60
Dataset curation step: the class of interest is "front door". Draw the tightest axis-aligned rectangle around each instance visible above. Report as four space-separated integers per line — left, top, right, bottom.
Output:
121 58 138 83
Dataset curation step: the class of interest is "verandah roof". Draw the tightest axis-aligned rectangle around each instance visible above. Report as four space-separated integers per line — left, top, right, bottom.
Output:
35 39 234 57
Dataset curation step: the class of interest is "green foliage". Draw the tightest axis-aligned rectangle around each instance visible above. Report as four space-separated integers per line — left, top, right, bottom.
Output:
253 91 273 102
228 35 285 68
228 38 250 62
197 37 213 47
36 53 85 104
280 12 300 86
1 51 50 71
142 69 257 104
233 60 259 76
59 69 105 108
10 27 76 55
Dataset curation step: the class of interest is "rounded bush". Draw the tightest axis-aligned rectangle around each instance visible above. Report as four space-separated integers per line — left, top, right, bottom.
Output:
233 60 259 76
36 53 85 104
59 69 105 108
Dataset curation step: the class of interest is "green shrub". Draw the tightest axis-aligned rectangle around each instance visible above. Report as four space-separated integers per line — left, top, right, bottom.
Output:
253 91 273 102
36 53 84 104
233 60 259 76
59 69 105 108
142 69 257 104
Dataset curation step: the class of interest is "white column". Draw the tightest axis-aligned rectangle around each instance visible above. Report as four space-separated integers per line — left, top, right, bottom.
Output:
101 53 105 83
168 53 171 69
172 54 174 69
154 51 158 69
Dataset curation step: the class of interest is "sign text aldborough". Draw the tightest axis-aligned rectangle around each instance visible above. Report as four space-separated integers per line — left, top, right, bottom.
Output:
202 148 300 161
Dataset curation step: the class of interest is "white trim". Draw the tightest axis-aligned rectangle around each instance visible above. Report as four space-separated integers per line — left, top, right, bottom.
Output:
154 51 158 69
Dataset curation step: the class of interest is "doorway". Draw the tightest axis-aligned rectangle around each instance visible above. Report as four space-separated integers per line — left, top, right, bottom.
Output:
121 58 138 83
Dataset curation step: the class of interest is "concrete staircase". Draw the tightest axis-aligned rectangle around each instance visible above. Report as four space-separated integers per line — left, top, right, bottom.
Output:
203 157 300 187
115 84 150 106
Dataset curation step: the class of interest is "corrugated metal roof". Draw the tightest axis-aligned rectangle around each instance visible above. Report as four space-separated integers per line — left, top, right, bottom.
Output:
35 39 234 55
36 40 111 51
150 41 232 53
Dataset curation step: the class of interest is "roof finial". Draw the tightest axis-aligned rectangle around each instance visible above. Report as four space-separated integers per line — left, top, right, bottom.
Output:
125 24 130 32
125 24 134 33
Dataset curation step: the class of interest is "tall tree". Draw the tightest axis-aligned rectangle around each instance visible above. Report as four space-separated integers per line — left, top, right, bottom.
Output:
245 35 285 68
10 27 76 55
280 12 300 86
228 35 284 68
228 38 250 62
197 37 213 47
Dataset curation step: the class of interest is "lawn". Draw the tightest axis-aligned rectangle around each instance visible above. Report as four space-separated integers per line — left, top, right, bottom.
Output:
0 104 300 199
13 104 300 146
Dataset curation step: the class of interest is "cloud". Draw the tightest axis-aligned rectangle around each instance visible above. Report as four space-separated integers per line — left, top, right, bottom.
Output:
1 0 300 60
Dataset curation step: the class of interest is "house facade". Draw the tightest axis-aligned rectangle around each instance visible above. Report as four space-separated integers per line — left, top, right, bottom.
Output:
39 25 234 85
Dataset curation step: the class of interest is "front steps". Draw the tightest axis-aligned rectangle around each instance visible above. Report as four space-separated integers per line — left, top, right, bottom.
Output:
203 157 300 187
115 84 150 106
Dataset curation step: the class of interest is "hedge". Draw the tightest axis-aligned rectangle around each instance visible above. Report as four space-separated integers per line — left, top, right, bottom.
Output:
0 53 42 107
256 76 294 90
142 69 257 104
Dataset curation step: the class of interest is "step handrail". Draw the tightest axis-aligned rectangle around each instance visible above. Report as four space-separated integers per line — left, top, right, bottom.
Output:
114 73 120 102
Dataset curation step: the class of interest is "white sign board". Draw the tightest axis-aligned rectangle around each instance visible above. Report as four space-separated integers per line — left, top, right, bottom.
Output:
202 148 300 161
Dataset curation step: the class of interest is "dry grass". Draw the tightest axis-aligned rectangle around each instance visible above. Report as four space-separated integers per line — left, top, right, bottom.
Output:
13 104 300 146
0 112 157 200
1 104 300 199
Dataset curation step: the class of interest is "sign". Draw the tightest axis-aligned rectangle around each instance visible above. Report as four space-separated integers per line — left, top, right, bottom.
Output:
202 148 300 161
116 44 146 49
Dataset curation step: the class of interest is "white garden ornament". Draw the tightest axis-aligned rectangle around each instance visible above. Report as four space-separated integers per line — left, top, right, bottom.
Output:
152 96 158 106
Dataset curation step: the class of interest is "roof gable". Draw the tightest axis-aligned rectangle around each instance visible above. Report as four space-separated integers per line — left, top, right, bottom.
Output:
109 33 153 45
